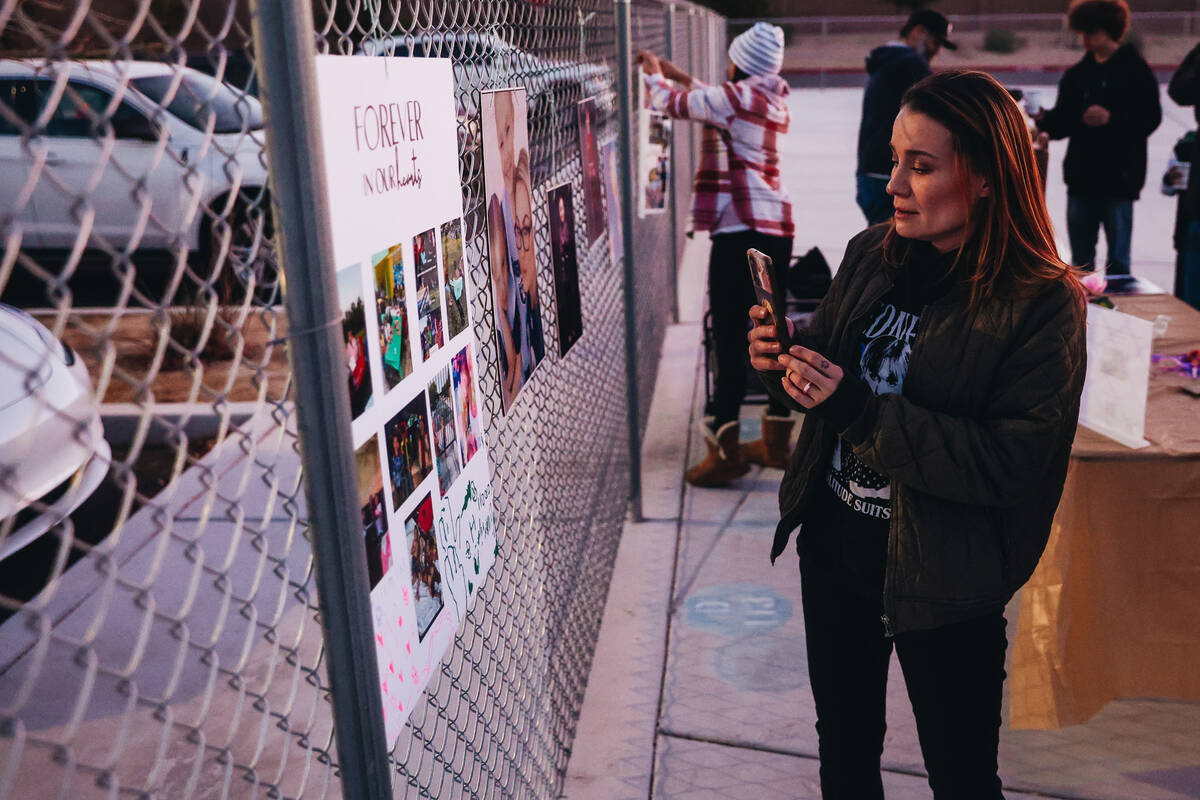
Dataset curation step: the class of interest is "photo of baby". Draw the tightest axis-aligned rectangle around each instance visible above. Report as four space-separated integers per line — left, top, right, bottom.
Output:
373 243 411 390
413 227 445 361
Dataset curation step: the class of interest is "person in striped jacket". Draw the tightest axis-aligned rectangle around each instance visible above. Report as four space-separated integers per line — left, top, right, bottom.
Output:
638 21 796 487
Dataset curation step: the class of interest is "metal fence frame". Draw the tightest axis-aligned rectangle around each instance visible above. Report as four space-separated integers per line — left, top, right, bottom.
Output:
0 1 725 797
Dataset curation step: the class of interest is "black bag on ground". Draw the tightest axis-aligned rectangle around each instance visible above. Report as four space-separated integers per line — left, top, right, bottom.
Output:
788 246 832 300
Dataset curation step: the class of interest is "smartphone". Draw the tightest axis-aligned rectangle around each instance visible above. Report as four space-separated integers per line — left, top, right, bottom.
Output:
746 247 790 353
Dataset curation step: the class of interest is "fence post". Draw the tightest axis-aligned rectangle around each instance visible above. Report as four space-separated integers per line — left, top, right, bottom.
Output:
249 2 393 797
616 0 644 523
666 2 680 325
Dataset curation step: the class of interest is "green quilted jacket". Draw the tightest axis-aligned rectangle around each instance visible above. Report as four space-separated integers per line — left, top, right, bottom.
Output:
769 224 1087 635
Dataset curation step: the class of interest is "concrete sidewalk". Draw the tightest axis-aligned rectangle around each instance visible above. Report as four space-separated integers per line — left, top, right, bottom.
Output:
564 84 1200 800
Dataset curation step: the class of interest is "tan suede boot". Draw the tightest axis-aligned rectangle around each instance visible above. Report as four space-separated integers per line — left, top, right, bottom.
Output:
685 418 750 487
740 413 796 470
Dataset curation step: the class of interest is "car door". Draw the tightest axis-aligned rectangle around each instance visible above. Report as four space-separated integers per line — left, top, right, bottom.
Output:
0 79 44 247
28 77 189 250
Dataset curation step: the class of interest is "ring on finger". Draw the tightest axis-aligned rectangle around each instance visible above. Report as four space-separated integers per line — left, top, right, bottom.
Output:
802 380 813 395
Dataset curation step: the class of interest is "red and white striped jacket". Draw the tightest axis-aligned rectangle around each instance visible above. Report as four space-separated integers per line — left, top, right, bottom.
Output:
645 71 794 238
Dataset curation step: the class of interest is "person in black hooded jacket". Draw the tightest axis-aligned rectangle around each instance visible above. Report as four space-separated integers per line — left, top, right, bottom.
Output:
855 10 956 226
1168 41 1200 309
1035 0 1161 276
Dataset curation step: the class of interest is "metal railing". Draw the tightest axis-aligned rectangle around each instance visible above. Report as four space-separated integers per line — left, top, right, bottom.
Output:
0 0 725 797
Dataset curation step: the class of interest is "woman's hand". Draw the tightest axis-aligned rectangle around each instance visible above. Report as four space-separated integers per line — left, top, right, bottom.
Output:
747 304 793 371
777 346 844 410
636 50 661 75
747 304 797 371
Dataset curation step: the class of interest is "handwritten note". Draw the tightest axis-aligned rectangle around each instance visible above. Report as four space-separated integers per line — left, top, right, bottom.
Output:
1079 304 1153 449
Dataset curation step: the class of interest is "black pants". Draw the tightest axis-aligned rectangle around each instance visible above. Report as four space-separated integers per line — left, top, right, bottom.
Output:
707 230 793 425
800 553 1007 800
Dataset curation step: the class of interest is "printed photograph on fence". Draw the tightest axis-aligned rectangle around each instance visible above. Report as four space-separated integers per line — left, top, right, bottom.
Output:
372 243 411 390
638 76 671 217
440 218 468 340
577 96 605 245
413 227 445 361
405 494 443 641
451 345 481 465
481 88 545 413
601 139 624 263
548 183 582 356
428 365 463 496
314 55 498 743
384 393 434 511
337 264 375 419
641 148 669 215
355 436 389 590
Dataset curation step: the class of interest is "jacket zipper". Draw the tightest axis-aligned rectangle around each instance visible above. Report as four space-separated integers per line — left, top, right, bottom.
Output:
880 304 935 639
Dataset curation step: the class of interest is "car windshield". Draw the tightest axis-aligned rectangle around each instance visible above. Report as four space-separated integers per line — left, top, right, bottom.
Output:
131 72 262 133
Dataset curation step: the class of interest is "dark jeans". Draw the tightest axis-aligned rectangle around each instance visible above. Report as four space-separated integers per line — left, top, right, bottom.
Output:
707 230 793 426
1066 194 1133 275
856 173 893 226
799 553 1007 800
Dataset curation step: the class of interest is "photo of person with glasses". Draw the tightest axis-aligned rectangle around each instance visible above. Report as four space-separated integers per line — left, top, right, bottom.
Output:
481 88 544 411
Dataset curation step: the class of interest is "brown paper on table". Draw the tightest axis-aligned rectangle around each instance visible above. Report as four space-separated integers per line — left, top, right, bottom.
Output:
1009 293 1200 729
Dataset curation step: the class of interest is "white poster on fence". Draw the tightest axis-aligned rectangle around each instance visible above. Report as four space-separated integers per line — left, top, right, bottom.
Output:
638 75 671 218
314 55 497 743
1079 303 1153 449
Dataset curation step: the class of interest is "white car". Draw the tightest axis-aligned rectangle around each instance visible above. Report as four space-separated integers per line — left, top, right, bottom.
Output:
0 304 110 562
0 59 271 280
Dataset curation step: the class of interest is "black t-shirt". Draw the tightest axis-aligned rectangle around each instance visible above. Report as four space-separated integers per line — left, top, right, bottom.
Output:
799 242 961 599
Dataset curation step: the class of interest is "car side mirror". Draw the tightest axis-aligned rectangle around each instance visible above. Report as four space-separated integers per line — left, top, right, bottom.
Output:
113 114 160 141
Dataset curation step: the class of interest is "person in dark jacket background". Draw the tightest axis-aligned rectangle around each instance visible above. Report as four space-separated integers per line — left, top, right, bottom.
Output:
1034 0 1161 275
749 71 1086 799
855 10 956 226
1168 41 1200 309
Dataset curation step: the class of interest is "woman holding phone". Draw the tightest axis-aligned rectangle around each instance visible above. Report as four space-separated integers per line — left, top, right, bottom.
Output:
748 70 1087 798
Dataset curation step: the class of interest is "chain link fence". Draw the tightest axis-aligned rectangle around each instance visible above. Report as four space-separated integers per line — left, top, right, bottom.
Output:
0 0 724 797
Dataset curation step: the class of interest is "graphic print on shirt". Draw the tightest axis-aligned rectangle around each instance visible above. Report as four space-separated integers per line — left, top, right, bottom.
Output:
826 301 920 520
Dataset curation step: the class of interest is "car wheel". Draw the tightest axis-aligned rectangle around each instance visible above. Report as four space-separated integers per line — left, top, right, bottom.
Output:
199 190 280 307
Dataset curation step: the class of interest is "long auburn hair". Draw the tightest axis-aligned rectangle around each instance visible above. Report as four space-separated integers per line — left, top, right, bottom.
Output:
882 69 1082 310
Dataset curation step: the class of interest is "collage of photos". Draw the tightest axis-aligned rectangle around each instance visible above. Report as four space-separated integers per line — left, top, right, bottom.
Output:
577 97 606 245
384 393 434 510
356 436 391 590
451 345 482 465
405 494 443 641
414 227 446 361
481 88 546 413
547 183 583 357
639 78 671 217
338 264 375 419
428 363 464 496
373 243 412 390
441 218 468 340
